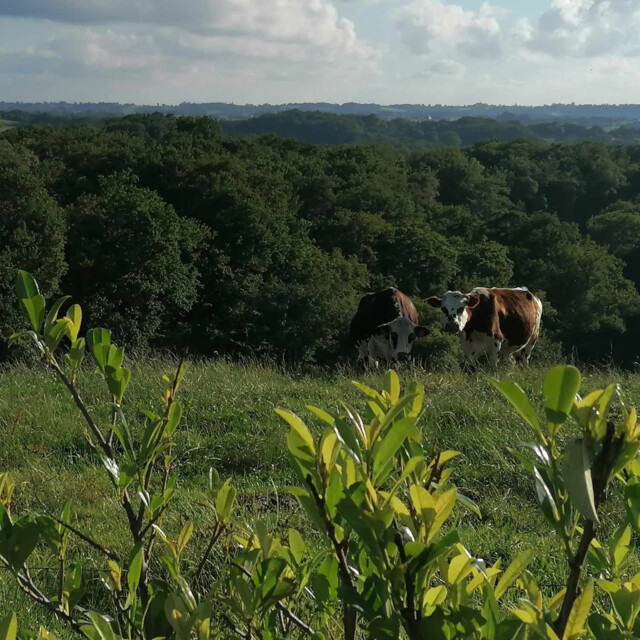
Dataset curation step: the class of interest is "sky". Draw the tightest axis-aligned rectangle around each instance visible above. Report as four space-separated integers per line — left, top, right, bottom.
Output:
1 0 640 105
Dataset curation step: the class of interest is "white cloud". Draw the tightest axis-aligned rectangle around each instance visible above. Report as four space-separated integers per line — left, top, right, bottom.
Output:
411 59 465 78
517 0 640 57
0 0 380 99
395 0 503 59
0 30 159 77
0 0 374 62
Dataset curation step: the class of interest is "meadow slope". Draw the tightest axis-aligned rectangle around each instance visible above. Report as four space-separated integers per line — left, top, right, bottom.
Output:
1 359 638 632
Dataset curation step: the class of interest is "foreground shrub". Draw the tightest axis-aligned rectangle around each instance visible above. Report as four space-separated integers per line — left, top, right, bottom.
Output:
4 270 640 639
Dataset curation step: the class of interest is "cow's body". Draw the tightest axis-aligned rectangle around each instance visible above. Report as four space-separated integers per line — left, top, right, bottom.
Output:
428 287 542 366
350 288 427 363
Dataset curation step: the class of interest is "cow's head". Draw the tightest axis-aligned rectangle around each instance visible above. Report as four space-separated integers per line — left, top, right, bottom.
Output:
427 291 480 335
370 316 429 360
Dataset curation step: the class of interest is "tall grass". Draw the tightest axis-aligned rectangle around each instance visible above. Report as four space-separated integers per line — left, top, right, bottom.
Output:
2 358 638 632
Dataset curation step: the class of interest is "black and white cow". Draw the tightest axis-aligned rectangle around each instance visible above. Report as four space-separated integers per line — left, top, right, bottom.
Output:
427 287 542 366
349 288 428 364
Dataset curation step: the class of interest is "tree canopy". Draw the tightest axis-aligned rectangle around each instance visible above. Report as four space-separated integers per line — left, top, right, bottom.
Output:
2 113 640 364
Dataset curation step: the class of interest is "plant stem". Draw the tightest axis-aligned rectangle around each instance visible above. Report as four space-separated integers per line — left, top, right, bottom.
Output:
554 422 624 637
306 476 358 640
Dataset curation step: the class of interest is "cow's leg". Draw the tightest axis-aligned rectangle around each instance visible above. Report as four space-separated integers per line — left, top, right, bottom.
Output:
520 336 538 365
460 335 479 373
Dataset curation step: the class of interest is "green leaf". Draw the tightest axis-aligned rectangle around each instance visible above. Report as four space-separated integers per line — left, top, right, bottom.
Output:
44 318 71 352
383 370 400 404
625 478 640 535
0 613 17 640
352 381 386 405
65 304 82 342
20 296 46 333
44 296 71 333
84 613 117 640
165 402 183 437
306 405 335 427
333 417 362 463
0 517 41 571
177 522 194 556
15 270 39 300
372 417 417 479
488 378 542 437
215 479 236 522
563 579 593 640
275 409 316 453
105 366 131 403
127 542 144 596
534 466 560 525
562 439 598 522
7 333 24 348
288 529 306 565
106 345 125 369
613 588 640 630
495 550 535 599
543 365 581 424
86 328 111 372
69 338 86 369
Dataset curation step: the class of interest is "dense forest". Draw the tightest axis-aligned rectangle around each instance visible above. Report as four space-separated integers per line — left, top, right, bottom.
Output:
3 112 640 366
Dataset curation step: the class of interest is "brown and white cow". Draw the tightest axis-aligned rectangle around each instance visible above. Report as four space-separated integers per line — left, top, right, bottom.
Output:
427 287 542 366
350 288 428 364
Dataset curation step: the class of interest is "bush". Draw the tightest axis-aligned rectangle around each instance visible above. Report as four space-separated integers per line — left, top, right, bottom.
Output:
5 271 640 639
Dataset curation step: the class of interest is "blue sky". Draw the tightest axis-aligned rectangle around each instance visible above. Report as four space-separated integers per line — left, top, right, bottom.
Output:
1 0 640 105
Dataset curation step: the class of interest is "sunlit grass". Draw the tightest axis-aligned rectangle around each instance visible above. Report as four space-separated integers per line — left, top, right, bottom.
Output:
2 358 639 632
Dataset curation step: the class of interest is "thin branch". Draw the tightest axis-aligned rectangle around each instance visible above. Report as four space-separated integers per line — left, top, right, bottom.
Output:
194 523 224 582
306 476 358 640
277 603 316 636
42 511 121 562
13 565 86 636
48 360 110 452
394 521 421 640
47 358 140 539
221 612 248 639
138 503 169 540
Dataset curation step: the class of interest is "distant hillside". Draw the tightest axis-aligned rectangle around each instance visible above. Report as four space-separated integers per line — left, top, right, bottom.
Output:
4 108 640 147
221 111 640 146
5 100 640 126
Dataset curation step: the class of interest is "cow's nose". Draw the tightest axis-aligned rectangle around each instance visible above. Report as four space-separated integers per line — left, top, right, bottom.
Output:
444 322 459 335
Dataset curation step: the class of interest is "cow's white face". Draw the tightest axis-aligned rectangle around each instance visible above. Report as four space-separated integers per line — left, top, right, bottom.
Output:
427 291 480 335
369 316 428 360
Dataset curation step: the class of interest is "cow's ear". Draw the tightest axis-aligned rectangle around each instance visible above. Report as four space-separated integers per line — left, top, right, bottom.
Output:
427 296 441 308
414 325 429 338
466 294 480 310
374 324 391 337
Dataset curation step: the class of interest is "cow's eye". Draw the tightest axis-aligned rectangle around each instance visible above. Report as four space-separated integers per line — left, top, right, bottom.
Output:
458 307 464 313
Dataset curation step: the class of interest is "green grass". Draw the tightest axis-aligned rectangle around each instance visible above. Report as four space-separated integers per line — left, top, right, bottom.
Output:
1 358 638 632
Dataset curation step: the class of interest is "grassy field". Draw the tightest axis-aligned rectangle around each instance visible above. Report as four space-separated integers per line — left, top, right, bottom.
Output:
1 358 638 633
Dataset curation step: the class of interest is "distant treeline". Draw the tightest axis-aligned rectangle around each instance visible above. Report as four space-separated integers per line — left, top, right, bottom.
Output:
5 100 640 126
5 109 640 148
222 110 640 147
2 112 640 365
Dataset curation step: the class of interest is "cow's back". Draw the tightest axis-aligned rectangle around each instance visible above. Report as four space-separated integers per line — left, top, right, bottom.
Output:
472 287 541 347
349 288 418 345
